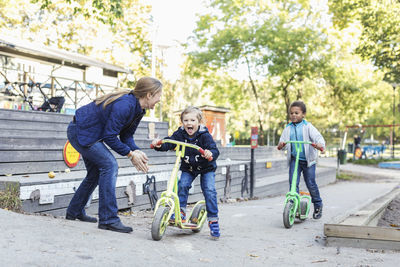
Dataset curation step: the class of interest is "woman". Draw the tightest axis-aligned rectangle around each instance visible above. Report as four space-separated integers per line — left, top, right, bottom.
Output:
66 77 162 233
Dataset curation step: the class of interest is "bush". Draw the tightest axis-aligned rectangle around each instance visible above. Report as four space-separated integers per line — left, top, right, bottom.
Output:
336 172 363 180
0 183 21 212
347 158 400 165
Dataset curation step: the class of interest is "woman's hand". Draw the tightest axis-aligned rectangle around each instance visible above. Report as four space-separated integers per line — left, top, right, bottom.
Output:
151 139 162 148
201 149 213 160
128 150 149 173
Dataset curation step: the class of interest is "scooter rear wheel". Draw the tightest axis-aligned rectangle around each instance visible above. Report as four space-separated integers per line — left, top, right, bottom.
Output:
151 206 170 241
299 199 308 221
283 201 296 228
190 204 207 233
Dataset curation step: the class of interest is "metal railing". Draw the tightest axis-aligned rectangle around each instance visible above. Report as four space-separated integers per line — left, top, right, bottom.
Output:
0 67 122 112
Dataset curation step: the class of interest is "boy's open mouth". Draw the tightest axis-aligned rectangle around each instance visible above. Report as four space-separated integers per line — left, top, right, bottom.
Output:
186 126 194 134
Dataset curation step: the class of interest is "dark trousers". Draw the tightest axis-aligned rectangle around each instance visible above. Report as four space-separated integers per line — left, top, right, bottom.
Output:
289 158 322 208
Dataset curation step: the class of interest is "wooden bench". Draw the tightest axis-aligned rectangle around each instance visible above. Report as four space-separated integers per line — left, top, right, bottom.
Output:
0 108 178 215
0 108 172 175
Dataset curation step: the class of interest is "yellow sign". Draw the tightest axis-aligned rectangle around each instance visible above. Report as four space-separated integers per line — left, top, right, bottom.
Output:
354 147 362 159
266 162 272 169
63 140 80 168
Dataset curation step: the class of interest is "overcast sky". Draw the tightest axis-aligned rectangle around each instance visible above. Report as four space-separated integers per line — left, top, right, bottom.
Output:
150 0 207 46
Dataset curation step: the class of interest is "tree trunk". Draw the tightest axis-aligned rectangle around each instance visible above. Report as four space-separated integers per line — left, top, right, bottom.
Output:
246 56 265 145
282 75 296 122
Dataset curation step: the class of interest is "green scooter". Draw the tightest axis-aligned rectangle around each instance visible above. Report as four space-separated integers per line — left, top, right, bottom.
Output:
279 141 323 228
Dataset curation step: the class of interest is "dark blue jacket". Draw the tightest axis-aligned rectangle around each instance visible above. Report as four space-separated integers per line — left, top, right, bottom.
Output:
74 93 145 156
157 125 219 175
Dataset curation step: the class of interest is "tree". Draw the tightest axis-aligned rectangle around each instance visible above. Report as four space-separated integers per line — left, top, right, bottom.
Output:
329 0 400 83
31 0 124 25
0 0 153 77
186 0 331 143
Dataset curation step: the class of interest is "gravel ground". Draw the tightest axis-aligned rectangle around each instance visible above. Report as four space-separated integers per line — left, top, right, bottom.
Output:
1 158 399 266
378 194 400 228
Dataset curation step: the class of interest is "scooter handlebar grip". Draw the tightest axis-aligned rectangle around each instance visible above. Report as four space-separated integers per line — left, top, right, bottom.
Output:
199 148 213 161
277 142 286 150
150 140 163 149
311 143 324 152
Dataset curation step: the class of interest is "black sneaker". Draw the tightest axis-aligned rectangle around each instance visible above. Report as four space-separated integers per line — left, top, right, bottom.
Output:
98 221 133 233
66 213 97 223
313 206 323 219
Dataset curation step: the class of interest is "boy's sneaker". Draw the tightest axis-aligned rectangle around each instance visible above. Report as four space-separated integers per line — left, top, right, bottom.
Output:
313 206 323 219
208 221 220 239
169 209 186 223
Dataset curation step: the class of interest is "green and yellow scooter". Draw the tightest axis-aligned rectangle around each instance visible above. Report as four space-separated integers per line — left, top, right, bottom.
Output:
150 139 211 240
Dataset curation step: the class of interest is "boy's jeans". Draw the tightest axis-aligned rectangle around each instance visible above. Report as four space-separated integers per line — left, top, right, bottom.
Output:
66 122 120 225
178 171 219 221
289 158 322 208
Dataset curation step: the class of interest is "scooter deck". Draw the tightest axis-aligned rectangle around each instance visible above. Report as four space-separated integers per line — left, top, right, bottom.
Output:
169 222 199 229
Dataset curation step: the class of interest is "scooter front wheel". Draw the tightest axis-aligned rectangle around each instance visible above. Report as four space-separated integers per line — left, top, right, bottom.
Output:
151 206 170 241
283 201 296 228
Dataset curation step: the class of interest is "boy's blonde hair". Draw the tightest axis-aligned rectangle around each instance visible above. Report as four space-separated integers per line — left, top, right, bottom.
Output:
180 106 204 123
95 77 162 108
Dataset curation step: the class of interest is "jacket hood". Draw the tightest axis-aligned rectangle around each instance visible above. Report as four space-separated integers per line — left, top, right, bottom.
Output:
179 124 209 139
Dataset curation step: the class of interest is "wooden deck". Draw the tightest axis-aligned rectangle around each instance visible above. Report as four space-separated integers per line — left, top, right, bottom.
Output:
325 187 400 250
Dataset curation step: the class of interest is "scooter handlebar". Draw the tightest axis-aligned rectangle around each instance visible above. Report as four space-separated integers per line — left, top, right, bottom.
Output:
311 143 324 152
150 140 163 149
150 139 213 161
277 142 286 150
199 148 213 162
277 141 324 152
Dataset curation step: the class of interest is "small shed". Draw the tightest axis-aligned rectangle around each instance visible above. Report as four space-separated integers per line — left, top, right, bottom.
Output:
199 105 230 147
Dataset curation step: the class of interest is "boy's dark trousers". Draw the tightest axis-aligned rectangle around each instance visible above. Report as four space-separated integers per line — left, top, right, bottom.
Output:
288 158 322 208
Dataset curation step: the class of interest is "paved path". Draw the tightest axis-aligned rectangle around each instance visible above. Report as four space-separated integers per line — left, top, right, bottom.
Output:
319 157 400 180
1 157 399 266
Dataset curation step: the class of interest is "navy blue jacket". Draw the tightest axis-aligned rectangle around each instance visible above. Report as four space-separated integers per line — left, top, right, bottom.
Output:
156 125 219 175
74 93 145 156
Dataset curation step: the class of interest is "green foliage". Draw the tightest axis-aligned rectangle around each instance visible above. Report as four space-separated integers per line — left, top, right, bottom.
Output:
329 0 400 83
0 0 152 76
329 0 369 29
1 0 397 147
177 0 397 146
186 0 334 143
336 172 362 180
183 0 362 144
32 0 124 25
0 183 21 212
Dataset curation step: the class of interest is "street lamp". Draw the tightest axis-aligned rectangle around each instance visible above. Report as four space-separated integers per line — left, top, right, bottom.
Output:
392 83 399 158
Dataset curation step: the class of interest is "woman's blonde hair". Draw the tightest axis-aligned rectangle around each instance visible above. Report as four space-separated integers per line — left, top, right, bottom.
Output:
180 106 204 123
95 77 162 108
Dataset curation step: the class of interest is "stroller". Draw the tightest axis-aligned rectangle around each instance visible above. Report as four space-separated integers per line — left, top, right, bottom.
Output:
38 96 65 112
